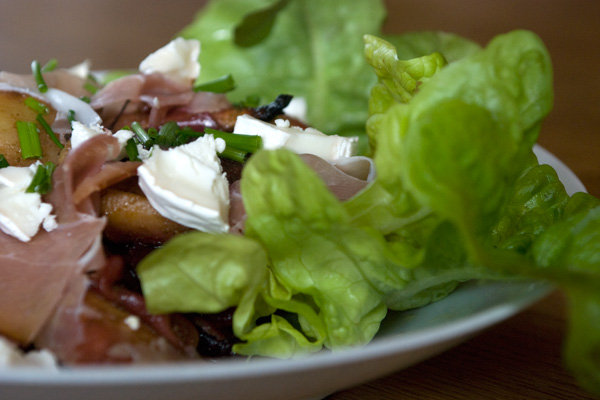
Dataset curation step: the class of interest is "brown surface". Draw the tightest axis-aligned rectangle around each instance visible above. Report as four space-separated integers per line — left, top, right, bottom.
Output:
1 0 599 398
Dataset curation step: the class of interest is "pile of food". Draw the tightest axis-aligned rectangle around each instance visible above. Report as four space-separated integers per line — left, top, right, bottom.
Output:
0 0 599 396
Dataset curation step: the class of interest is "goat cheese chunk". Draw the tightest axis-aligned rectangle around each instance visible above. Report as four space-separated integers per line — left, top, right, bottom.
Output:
139 38 201 85
0 336 57 368
137 135 229 233
0 163 57 242
233 114 358 162
70 121 105 149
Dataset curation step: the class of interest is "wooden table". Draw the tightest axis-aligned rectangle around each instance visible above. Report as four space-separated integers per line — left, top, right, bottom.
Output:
329 1 600 398
1 1 598 398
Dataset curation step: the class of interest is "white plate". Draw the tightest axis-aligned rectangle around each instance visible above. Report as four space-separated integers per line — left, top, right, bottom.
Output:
0 146 585 400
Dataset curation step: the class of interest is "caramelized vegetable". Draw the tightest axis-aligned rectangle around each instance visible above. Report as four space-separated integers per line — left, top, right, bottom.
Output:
0 91 63 166
100 180 191 246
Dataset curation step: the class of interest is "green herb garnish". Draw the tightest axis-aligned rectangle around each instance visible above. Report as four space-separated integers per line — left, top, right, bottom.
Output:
41 58 58 72
219 147 248 163
36 114 64 149
16 121 42 159
125 138 140 162
25 162 56 194
131 122 153 149
0 155 9 169
24 97 49 115
31 60 48 93
204 128 262 153
193 74 236 93
67 109 76 124
83 82 99 95
127 121 261 163
155 121 180 148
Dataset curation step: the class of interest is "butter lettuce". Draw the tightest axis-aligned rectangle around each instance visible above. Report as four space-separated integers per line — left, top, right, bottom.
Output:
135 1 600 394
178 0 386 138
177 0 482 150
362 30 600 395
239 149 408 353
137 232 272 341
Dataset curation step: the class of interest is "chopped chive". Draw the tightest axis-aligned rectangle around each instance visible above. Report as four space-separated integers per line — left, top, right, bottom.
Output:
219 146 248 163
16 121 43 159
204 128 263 153
177 126 203 139
83 82 98 95
67 109 76 124
125 138 140 161
147 127 158 139
131 122 153 149
24 97 49 115
31 60 48 93
41 59 58 72
0 155 9 168
86 73 98 83
79 95 91 103
155 121 180 147
25 162 56 194
193 74 236 93
36 114 64 149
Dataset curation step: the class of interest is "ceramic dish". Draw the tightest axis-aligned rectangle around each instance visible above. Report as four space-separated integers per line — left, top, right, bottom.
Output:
0 145 585 400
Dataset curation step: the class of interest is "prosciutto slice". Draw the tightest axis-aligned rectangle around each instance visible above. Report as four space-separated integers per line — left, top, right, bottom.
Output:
0 69 90 98
299 154 373 200
0 219 104 344
0 136 118 344
91 73 230 128
32 135 198 364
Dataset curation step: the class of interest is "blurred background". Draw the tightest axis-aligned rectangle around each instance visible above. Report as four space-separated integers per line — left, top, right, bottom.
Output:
1 0 598 195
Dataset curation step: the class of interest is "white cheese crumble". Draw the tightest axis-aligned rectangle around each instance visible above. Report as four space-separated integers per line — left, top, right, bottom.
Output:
233 114 358 162
282 97 308 122
70 121 106 149
0 162 57 242
139 38 201 85
0 336 57 368
67 60 92 80
124 315 141 331
137 135 230 233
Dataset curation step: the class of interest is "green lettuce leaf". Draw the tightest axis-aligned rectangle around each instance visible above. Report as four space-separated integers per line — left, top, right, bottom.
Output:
379 30 553 249
136 232 272 338
353 30 555 309
363 29 600 395
343 35 447 235
384 31 481 63
178 0 386 138
531 203 600 396
240 149 408 354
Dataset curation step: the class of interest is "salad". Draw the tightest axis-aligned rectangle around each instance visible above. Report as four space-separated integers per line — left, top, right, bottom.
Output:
0 0 599 396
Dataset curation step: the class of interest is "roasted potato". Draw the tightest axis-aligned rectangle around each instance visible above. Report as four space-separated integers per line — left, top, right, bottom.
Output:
100 184 191 246
0 90 63 166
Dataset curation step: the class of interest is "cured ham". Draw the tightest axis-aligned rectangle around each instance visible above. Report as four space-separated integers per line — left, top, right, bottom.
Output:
91 73 230 129
0 41 368 364
0 136 116 344
32 135 199 364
